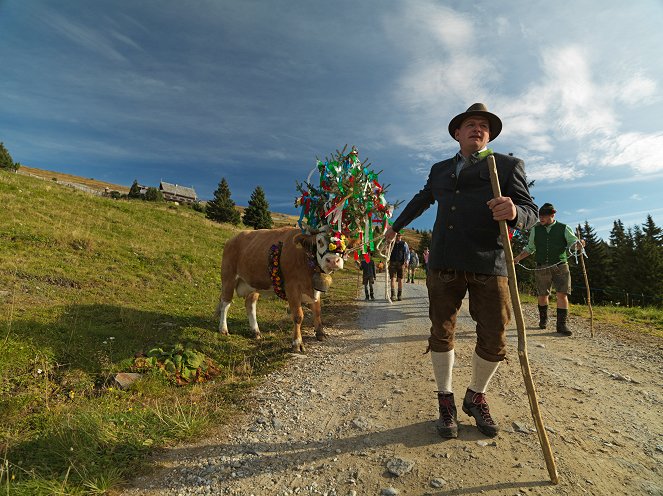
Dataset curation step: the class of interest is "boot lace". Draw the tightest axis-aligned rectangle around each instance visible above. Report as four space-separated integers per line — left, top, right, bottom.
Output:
438 395 455 425
471 392 496 425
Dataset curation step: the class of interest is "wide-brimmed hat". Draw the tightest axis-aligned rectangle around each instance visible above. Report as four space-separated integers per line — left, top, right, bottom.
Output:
448 103 502 141
539 203 556 215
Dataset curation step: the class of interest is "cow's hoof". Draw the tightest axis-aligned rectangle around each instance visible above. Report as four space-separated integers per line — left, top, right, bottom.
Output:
219 329 229 336
292 341 305 353
315 329 327 341
254 331 262 340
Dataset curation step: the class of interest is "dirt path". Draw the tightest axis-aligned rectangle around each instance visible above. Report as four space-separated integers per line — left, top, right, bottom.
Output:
121 275 663 496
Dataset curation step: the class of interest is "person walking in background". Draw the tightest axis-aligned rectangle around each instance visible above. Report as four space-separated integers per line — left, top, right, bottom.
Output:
513 203 584 336
406 250 419 283
358 252 377 301
423 247 430 275
385 103 538 438
388 233 409 300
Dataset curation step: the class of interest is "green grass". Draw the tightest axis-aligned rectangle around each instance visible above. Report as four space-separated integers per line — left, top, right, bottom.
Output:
0 171 359 494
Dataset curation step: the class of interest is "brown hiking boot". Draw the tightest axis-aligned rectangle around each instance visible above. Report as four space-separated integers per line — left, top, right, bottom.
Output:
436 392 458 438
462 389 499 437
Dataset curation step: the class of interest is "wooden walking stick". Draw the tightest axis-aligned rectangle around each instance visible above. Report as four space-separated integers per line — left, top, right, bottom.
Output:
576 227 594 337
487 155 559 485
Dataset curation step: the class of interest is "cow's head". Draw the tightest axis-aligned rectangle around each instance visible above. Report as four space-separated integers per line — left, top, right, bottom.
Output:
314 230 345 273
295 227 345 273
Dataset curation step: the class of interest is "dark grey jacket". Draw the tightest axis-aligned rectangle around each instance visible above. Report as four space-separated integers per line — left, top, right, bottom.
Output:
392 152 538 276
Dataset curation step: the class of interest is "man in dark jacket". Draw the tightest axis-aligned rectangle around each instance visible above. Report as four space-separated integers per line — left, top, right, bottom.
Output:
513 203 583 335
388 233 409 300
385 103 538 439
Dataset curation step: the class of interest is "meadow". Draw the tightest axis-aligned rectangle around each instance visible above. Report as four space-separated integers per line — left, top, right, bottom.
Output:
0 171 358 494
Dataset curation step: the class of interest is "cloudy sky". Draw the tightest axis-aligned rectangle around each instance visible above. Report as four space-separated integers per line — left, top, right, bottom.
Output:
2 0 662 240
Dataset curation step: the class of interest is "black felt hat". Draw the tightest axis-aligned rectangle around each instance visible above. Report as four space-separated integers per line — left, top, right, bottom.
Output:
539 203 556 215
448 103 502 141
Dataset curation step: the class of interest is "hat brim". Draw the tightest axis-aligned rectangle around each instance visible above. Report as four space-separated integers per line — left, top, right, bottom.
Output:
448 110 502 142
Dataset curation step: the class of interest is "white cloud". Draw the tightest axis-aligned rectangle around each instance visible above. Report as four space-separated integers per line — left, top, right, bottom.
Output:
630 193 643 200
586 132 663 173
617 76 657 105
526 161 586 182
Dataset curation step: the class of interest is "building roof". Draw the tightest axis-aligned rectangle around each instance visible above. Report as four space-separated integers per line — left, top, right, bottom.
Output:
159 181 197 200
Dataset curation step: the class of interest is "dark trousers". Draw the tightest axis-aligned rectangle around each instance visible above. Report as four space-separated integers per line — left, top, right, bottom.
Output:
426 269 511 362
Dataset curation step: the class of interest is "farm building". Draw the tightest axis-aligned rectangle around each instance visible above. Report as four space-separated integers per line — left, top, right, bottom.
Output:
159 181 197 204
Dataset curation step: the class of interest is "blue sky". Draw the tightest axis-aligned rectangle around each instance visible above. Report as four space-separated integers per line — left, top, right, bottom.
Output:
2 0 662 240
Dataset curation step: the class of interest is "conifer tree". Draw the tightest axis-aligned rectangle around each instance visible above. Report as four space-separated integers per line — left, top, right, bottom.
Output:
608 220 633 303
570 221 612 304
128 179 142 199
631 216 663 305
206 178 241 225
242 186 273 229
0 142 19 172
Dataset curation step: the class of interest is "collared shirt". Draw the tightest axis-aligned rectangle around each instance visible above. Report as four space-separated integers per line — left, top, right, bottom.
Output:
523 220 578 254
455 147 491 175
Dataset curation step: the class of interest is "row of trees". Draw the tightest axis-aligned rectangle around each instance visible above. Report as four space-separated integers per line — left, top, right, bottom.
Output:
414 215 662 307
205 178 273 230
513 215 662 307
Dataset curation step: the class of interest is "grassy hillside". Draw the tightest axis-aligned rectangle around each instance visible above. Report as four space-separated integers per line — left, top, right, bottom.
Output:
0 170 358 494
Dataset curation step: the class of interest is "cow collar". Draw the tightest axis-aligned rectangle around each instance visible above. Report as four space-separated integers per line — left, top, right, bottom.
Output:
269 242 287 300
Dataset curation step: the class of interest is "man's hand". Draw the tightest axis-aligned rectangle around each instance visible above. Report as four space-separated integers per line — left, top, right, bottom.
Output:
487 196 517 221
384 227 398 242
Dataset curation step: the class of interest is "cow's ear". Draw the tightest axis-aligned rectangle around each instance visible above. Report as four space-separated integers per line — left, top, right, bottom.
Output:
293 232 315 249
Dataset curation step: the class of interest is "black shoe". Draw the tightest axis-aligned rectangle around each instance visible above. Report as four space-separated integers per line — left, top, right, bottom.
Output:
397 291 402 301
538 305 548 329
556 308 572 335
370 294 375 300
365 296 370 301
462 389 499 437
436 392 458 438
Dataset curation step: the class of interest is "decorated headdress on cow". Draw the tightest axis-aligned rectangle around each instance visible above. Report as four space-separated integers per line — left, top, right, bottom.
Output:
295 145 396 262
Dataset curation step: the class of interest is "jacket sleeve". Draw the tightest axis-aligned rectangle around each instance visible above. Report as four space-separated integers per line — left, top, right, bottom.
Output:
391 172 436 232
503 157 538 231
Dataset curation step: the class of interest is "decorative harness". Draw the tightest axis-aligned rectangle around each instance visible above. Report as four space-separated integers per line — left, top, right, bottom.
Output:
268 236 344 300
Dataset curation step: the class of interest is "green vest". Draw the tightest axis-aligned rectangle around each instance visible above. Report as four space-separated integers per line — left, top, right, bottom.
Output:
534 222 568 264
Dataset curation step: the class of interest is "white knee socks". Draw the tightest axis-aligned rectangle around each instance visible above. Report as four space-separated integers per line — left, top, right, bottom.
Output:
468 352 500 393
431 350 454 394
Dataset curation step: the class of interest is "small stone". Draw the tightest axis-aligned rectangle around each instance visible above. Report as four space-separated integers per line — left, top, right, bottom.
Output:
386 457 415 476
430 478 448 488
512 422 530 434
476 440 489 447
114 372 142 389
381 488 399 496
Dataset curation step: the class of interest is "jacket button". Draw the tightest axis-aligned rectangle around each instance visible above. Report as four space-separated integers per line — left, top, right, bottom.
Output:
451 206 456 211
448 225 454 229
455 190 460 194
451 173 456 178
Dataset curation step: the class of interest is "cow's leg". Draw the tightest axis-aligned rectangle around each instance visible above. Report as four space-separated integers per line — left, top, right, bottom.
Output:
288 298 305 353
245 292 262 339
217 299 231 335
312 291 326 340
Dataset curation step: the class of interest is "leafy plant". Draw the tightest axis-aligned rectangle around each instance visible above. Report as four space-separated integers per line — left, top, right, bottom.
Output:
135 344 220 385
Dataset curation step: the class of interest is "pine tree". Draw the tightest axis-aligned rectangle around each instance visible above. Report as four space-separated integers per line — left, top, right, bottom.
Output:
0 142 19 172
608 219 633 304
417 230 431 255
631 217 663 305
569 221 612 305
128 180 142 199
242 186 273 229
206 178 241 225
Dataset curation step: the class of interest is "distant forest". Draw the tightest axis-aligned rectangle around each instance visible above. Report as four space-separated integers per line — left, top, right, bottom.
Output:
414 214 663 308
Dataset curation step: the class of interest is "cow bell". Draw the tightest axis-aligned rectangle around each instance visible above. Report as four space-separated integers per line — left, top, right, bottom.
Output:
312 271 333 292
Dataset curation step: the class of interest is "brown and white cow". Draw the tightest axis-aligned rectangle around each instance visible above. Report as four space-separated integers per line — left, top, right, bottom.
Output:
216 226 344 352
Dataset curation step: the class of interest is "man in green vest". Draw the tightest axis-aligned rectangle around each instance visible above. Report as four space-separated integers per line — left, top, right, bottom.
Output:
514 203 584 335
